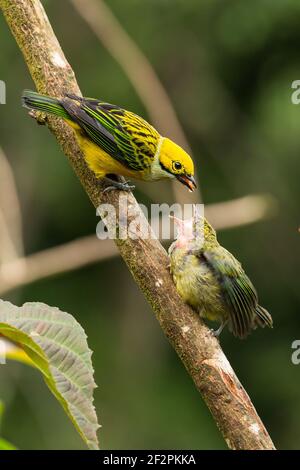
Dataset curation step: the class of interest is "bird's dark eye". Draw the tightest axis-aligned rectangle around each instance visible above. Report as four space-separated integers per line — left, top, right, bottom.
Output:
173 161 182 171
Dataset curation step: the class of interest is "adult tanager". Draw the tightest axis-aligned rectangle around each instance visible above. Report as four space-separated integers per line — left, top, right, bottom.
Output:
22 90 196 192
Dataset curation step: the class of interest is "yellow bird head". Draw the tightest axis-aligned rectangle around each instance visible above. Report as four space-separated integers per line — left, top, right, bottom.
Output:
158 138 196 191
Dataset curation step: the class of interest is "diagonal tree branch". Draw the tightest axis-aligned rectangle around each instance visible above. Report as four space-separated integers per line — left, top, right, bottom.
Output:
0 0 275 450
0 193 276 297
0 235 116 296
70 0 190 152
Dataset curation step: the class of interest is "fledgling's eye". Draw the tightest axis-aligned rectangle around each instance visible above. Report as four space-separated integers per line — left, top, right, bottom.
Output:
173 161 182 171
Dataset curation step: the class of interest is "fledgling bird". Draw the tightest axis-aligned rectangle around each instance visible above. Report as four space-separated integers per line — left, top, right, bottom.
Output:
168 213 273 339
21 90 196 192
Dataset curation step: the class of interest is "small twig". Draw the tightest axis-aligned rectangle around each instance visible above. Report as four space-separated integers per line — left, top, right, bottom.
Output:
206 194 277 230
0 209 19 264
0 147 24 261
0 235 116 296
0 193 276 296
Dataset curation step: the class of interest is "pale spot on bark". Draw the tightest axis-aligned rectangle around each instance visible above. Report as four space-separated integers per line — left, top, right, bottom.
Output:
51 51 67 68
225 438 233 449
155 278 163 287
249 423 260 435
182 325 190 333
203 348 234 376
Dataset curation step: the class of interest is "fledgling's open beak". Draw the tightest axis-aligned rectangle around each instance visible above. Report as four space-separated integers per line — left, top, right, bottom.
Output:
176 174 197 192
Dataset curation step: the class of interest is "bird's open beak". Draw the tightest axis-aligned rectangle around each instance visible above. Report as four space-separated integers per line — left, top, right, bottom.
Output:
176 174 197 192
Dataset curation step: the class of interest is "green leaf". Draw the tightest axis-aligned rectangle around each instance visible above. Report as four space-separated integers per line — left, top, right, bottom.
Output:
0 339 35 366
0 437 17 450
0 300 99 449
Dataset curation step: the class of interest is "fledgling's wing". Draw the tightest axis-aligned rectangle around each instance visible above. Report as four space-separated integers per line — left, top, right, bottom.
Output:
202 247 258 338
62 95 159 171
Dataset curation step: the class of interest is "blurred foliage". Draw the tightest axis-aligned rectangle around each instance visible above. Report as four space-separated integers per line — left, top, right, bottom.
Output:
0 0 299 449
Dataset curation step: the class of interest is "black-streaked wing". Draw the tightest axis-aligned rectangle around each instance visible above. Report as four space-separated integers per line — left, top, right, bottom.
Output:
202 248 258 338
63 97 157 171
61 98 120 159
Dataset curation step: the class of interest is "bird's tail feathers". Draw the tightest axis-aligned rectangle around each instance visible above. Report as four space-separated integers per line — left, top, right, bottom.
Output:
21 90 69 119
255 305 273 328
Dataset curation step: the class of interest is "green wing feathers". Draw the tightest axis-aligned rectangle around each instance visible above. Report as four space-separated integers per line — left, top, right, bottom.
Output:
22 90 70 120
203 248 273 338
21 90 131 166
22 90 160 172
255 305 273 328
76 100 159 170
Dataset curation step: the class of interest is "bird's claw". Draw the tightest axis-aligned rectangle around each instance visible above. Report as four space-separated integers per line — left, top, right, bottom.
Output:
210 320 227 338
210 328 221 338
29 110 47 125
103 180 135 193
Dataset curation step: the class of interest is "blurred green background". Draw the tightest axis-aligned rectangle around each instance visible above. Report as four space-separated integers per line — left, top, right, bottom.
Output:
0 0 299 450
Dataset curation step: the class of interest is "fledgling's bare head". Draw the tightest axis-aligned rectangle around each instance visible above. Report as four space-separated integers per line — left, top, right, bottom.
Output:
170 206 217 250
171 216 194 248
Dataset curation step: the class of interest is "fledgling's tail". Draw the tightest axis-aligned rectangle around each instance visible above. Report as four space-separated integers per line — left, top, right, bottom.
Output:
255 305 273 329
21 90 69 119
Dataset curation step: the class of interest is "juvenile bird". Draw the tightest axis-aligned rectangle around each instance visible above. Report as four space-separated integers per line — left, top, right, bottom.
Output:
168 213 273 338
22 90 196 192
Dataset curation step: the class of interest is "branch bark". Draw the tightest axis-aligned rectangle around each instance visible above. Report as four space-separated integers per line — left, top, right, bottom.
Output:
0 0 275 450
